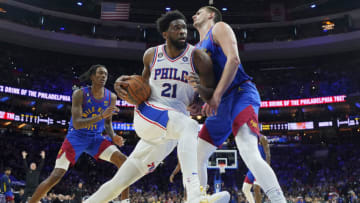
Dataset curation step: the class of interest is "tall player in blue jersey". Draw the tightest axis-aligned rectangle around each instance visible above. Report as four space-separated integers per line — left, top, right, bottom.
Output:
190 6 286 202
29 65 130 203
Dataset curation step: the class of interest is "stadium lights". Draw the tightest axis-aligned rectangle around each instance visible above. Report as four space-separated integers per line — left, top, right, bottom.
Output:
0 97 9 102
327 105 334 111
310 4 316 8
165 7 171 11
57 104 64 110
29 101 36 106
355 102 360 108
77 2 83 6
18 123 26 128
60 27 65 31
222 8 228 11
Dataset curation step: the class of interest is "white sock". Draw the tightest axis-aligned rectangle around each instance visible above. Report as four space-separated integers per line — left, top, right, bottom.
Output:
84 159 144 203
235 124 286 203
177 121 201 201
242 183 255 203
197 139 217 188
120 198 130 203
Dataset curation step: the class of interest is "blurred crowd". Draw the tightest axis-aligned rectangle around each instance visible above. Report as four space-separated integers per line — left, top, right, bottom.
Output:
0 132 359 203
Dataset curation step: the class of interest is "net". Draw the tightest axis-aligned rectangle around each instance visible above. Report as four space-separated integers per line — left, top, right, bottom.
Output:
219 163 226 174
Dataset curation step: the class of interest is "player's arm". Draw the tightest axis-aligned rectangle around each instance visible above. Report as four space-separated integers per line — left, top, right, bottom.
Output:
114 47 155 99
260 136 271 165
170 160 181 183
38 151 45 171
211 22 241 99
104 93 118 139
253 184 262 203
0 176 4 192
142 47 156 82
22 151 29 170
104 93 124 147
71 89 118 129
191 49 215 102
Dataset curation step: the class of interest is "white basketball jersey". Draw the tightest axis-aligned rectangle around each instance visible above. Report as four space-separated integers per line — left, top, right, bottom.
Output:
148 44 196 115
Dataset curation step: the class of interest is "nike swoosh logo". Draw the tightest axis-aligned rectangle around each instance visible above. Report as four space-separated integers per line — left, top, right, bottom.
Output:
157 59 165 62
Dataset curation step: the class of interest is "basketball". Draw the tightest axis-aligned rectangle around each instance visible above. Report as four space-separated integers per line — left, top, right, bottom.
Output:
123 75 151 105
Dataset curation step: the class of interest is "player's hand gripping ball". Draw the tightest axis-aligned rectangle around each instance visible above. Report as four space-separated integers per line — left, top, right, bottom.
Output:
116 75 151 105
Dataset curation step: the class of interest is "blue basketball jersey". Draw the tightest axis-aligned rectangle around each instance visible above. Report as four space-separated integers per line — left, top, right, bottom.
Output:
195 27 252 94
68 87 111 135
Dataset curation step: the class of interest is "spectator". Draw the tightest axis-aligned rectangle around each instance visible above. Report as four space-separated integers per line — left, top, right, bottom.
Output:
14 188 24 203
21 150 45 202
0 167 14 203
71 182 84 203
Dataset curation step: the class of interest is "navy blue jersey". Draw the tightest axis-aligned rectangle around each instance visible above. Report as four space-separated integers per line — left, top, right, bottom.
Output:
196 27 252 95
0 175 11 192
68 87 111 135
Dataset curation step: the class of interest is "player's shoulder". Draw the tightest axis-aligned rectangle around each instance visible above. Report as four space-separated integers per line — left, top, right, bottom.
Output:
144 46 158 57
213 21 230 30
212 21 232 36
109 91 117 100
143 46 158 63
72 88 84 97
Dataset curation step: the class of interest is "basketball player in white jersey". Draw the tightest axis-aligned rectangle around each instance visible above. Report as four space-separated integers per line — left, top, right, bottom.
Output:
83 10 230 203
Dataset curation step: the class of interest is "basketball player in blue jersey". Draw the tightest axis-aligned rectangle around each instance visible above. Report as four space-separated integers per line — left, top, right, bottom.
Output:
189 6 286 202
83 10 230 203
29 65 130 203
242 135 270 203
1 167 14 203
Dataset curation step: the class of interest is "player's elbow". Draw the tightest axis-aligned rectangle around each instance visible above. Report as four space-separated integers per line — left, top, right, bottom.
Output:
72 122 81 130
228 56 240 67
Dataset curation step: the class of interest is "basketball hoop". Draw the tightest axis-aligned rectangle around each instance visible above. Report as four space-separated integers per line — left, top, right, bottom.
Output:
219 163 226 174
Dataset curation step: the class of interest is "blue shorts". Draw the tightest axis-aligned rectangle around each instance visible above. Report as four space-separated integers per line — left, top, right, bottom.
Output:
199 82 261 147
244 170 256 184
57 131 113 166
5 191 14 201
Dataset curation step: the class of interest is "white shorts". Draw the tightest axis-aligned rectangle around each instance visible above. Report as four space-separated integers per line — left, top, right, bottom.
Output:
131 101 199 174
134 101 198 144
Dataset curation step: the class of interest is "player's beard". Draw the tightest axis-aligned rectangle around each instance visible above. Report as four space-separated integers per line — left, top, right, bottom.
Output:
170 37 187 50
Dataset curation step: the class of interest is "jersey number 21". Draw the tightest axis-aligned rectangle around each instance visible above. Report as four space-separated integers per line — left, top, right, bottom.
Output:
161 83 177 98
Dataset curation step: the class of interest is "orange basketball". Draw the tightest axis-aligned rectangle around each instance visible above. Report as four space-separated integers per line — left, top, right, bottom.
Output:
124 75 151 105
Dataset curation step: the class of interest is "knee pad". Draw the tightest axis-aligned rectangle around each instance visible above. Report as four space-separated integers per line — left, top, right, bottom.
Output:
99 145 120 162
55 153 70 171
242 182 252 193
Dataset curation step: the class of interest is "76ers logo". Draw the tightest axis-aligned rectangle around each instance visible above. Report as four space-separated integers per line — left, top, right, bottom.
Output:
147 162 155 173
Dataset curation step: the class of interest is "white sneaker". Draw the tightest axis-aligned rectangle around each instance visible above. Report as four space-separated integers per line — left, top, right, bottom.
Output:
200 191 230 203
186 186 230 203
